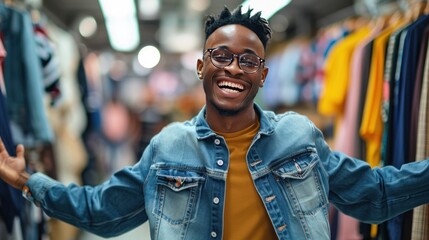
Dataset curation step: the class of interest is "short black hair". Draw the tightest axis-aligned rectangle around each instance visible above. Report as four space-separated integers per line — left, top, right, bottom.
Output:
204 5 272 49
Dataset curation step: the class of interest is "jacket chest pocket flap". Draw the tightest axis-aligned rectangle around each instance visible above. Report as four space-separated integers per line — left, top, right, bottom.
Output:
272 151 318 179
153 168 205 225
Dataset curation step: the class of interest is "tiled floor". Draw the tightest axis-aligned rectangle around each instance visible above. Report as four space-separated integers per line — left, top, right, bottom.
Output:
79 222 151 240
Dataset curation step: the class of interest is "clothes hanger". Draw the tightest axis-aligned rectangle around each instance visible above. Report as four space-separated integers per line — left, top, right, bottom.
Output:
409 0 425 20
402 0 424 22
424 0 429 14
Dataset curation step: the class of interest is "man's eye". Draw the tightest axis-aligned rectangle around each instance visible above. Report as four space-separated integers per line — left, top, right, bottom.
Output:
213 55 231 62
240 56 259 67
241 60 258 67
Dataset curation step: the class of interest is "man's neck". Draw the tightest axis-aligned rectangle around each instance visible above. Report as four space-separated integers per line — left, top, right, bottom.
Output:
206 108 257 133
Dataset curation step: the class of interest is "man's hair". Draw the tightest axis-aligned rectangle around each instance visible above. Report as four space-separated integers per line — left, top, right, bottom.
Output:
204 5 272 49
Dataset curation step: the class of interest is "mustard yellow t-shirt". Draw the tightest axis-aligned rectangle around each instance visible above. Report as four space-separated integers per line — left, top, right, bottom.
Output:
216 118 278 240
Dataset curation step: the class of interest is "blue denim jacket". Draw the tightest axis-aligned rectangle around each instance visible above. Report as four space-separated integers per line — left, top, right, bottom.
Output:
26 104 429 239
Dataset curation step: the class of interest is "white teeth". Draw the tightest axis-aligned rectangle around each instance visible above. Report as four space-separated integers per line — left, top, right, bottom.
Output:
218 81 244 90
223 88 239 93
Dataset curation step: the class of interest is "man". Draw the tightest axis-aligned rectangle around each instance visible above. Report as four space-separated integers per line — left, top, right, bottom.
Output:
1 6 429 240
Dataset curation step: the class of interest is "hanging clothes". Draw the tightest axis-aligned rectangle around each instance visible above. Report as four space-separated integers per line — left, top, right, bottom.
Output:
408 24 429 180
34 23 62 106
360 18 408 168
391 14 429 170
0 98 22 236
262 39 306 109
381 20 412 170
0 37 23 238
388 14 429 240
335 19 384 166
410 23 429 240
0 4 53 146
376 19 412 240
318 26 371 119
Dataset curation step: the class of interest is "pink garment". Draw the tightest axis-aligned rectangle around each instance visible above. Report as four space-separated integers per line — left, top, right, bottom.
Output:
0 39 7 96
334 22 384 240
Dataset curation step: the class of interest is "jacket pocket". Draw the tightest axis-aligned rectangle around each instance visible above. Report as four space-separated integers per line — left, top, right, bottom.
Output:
272 149 327 216
153 168 205 225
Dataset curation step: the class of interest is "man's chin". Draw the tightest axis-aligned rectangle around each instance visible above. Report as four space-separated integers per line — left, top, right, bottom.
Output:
213 105 241 116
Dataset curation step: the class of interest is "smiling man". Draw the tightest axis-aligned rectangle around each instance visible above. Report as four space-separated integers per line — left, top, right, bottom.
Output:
2 5 429 240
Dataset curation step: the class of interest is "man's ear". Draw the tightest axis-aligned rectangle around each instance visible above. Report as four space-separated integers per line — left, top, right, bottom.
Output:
259 66 269 88
197 59 204 80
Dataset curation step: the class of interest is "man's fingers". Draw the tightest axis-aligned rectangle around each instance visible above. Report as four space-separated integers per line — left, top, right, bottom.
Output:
16 144 24 159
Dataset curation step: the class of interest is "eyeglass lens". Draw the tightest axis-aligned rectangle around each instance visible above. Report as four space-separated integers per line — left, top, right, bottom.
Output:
210 48 262 73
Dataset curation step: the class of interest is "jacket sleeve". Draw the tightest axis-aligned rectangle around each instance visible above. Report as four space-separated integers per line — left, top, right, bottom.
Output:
26 143 155 238
312 121 429 224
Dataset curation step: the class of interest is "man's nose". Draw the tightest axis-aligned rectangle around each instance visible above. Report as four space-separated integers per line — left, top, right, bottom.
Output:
223 56 243 74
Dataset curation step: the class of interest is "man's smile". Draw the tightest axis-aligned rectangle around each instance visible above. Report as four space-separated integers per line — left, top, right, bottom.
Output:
217 80 245 93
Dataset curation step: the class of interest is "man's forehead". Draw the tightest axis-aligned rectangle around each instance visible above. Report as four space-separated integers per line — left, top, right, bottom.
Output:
210 24 256 36
206 24 263 47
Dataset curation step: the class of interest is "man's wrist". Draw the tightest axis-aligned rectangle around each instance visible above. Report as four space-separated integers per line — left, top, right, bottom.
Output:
17 172 30 190
20 173 38 204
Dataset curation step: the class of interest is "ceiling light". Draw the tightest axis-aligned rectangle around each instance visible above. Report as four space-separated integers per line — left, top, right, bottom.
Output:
160 12 202 53
139 0 160 20
188 0 210 12
79 16 97 38
99 0 136 19
241 0 292 19
138 45 161 69
99 0 140 52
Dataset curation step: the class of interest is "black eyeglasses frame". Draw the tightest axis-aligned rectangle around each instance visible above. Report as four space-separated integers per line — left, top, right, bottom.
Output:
204 47 265 73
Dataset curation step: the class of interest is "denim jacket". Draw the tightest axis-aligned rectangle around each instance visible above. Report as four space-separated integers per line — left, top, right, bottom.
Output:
26 104 429 239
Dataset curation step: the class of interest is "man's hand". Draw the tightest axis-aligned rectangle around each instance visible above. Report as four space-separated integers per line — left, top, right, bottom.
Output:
0 138 29 189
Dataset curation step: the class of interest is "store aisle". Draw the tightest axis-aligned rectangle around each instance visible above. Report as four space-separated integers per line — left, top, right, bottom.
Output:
79 222 151 240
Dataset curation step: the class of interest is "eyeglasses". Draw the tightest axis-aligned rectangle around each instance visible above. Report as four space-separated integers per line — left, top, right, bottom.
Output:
204 47 265 74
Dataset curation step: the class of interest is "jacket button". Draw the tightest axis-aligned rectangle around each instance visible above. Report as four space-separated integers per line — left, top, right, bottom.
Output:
211 231 217 238
277 224 287 231
175 181 182 187
214 139 221 145
213 197 220 204
265 195 276 202
217 160 224 166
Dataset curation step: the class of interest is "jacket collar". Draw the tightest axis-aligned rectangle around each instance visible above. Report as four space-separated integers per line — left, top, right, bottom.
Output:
195 103 275 139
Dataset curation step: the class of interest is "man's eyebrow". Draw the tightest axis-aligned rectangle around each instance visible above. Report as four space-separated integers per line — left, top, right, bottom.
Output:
214 45 259 55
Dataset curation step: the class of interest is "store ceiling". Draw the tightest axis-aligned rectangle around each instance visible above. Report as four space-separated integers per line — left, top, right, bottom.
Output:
41 0 355 54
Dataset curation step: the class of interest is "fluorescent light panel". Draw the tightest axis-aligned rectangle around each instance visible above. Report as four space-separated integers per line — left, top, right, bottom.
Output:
241 0 292 19
99 0 140 52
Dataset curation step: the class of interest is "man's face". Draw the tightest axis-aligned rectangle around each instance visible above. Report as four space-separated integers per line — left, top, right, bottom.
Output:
197 24 268 116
